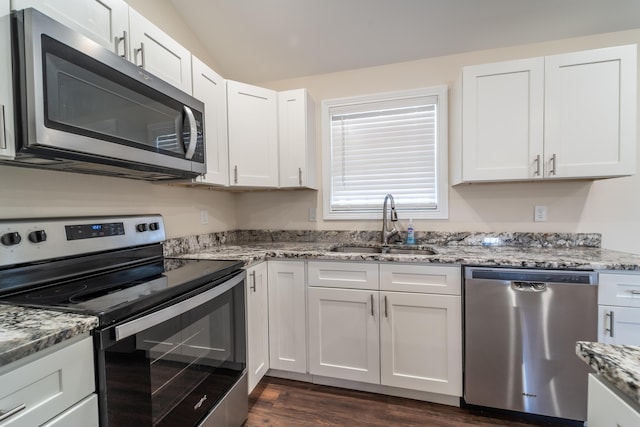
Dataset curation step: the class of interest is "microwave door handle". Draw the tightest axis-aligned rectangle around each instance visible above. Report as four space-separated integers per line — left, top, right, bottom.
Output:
114 272 244 341
183 105 198 160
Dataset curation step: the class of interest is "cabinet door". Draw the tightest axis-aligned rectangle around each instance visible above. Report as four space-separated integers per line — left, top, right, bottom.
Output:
545 45 637 179
267 261 306 373
308 287 380 384
380 292 462 395
11 0 128 54
0 0 13 159
598 305 640 346
246 263 269 393
278 89 316 189
588 374 640 427
192 57 229 186
128 8 192 94
461 58 544 182
227 80 279 187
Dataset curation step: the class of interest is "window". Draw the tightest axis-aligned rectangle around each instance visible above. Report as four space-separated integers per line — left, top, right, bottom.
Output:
322 86 448 220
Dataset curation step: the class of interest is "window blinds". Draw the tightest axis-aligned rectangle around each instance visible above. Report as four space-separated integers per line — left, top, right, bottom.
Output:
329 95 439 213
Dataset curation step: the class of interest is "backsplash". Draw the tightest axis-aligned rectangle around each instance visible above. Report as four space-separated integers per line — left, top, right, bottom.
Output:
164 230 601 256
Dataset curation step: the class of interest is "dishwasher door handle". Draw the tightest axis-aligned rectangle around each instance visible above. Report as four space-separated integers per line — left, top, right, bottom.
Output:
511 281 547 292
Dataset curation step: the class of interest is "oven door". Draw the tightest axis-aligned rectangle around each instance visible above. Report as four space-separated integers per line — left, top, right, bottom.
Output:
95 272 246 427
12 8 205 178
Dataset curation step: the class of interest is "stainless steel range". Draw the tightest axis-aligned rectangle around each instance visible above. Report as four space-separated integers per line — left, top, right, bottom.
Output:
0 215 247 427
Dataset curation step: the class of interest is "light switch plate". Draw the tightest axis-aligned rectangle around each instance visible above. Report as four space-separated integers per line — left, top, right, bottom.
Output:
534 205 547 222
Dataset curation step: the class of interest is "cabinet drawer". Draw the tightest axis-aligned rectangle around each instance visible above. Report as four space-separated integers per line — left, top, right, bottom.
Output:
599 273 640 307
380 264 461 295
308 261 378 290
41 394 98 427
0 337 95 427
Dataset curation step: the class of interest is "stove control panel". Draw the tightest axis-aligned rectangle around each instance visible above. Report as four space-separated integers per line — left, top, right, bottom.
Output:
0 215 165 267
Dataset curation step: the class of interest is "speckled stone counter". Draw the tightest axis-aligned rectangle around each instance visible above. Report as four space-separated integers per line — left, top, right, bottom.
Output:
169 241 640 271
0 304 98 367
576 341 640 405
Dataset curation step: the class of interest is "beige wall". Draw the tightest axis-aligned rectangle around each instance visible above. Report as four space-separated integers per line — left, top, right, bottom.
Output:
0 167 237 239
237 29 640 253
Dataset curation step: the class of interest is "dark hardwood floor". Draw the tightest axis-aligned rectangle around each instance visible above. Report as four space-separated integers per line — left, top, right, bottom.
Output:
246 377 577 427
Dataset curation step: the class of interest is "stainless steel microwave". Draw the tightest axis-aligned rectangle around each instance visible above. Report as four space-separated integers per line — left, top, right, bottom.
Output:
7 8 206 180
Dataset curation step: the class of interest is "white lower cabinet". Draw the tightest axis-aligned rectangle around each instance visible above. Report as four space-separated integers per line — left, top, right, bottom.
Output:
246 262 269 393
0 336 97 427
307 261 462 397
598 272 640 345
267 260 307 373
380 291 462 395
308 287 380 384
588 373 640 426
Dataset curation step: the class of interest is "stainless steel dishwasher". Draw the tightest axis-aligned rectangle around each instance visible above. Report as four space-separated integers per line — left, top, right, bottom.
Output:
464 267 597 422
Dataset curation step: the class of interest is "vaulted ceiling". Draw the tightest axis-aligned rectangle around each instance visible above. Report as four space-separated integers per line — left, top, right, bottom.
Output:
171 0 640 83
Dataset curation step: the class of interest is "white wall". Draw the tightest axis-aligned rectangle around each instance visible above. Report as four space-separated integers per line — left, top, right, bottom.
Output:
237 29 640 253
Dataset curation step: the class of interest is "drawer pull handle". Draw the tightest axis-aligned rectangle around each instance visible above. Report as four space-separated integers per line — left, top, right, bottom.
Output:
0 404 26 422
606 311 615 338
627 290 640 295
250 270 256 292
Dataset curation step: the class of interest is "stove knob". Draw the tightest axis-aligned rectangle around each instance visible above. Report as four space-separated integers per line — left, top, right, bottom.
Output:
28 230 47 244
1 232 22 246
148 222 159 231
136 223 148 232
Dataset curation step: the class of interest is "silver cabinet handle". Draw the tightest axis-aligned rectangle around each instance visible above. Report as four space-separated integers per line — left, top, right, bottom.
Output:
116 30 128 60
384 295 388 318
234 165 238 184
533 154 541 176
548 153 557 176
135 42 145 68
627 290 640 295
298 167 303 186
183 106 198 160
0 404 26 422
0 105 5 150
250 271 256 292
370 294 374 316
606 310 615 337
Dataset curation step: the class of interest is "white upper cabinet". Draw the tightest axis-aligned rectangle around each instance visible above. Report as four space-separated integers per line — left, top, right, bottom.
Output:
128 8 192 94
1 0 14 159
544 45 637 179
227 80 279 187
11 0 129 54
460 58 544 182
455 44 637 184
278 89 317 189
191 56 229 186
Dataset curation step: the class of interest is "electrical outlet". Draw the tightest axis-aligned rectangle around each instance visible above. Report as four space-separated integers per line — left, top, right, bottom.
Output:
200 210 209 225
309 207 317 222
534 205 547 222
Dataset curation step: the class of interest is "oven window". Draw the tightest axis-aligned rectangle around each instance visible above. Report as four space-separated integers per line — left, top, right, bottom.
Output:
100 282 245 427
41 35 203 160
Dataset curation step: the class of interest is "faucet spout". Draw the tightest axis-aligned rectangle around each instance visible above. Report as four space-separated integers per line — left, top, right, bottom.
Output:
382 194 399 246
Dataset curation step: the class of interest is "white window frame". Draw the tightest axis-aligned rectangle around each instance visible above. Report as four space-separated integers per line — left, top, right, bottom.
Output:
321 86 449 220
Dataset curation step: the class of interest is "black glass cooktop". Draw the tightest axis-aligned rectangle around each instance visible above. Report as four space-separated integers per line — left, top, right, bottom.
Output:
0 256 243 326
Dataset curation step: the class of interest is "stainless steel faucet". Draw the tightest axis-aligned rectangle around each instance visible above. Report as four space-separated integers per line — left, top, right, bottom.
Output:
381 194 399 246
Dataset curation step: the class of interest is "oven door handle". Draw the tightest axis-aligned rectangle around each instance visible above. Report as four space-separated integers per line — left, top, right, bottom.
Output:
115 272 245 341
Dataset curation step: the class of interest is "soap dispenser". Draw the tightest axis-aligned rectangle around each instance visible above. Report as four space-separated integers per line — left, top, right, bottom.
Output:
405 218 416 245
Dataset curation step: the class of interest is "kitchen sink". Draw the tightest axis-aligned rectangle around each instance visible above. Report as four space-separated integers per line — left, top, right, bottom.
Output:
330 245 437 255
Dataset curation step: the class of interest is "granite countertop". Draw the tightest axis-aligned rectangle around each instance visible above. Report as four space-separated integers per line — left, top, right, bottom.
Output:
172 241 640 271
576 341 640 406
0 304 98 367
